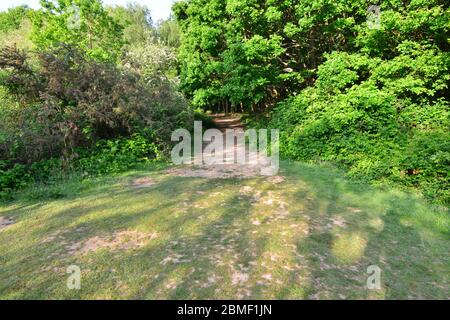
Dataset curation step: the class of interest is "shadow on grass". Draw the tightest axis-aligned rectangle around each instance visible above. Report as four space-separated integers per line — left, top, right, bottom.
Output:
282 162 449 299
0 161 448 299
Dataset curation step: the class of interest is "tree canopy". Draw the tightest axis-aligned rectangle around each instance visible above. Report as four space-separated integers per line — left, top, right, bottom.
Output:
31 0 124 62
173 0 449 204
174 0 449 113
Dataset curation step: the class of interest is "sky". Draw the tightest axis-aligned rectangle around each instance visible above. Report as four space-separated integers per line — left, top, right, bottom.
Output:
0 0 175 22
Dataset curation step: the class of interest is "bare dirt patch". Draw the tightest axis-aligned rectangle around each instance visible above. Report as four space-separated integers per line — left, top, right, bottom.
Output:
268 176 285 184
130 177 156 188
167 115 280 179
0 216 15 230
66 230 158 255
41 227 87 244
166 165 267 179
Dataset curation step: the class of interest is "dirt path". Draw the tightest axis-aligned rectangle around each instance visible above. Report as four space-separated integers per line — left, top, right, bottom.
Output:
168 113 276 179
210 114 245 132
2 151 448 299
2 115 448 300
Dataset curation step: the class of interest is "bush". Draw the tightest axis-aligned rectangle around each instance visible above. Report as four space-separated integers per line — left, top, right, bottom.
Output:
401 131 450 204
0 132 162 199
0 162 30 198
269 44 449 205
76 132 162 175
193 108 215 129
0 157 62 199
0 44 191 165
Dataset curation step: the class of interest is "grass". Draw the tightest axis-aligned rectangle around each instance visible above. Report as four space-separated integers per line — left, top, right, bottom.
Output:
0 160 448 299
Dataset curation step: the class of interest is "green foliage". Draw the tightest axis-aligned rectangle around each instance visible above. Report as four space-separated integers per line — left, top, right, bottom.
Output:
174 0 369 111
355 1 449 58
76 132 162 175
0 132 162 199
270 44 449 204
30 0 124 62
156 18 181 48
0 5 30 33
107 3 153 48
0 157 63 199
0 162 29 198
174 0 449 204
0 44 189 163
401 131 450 203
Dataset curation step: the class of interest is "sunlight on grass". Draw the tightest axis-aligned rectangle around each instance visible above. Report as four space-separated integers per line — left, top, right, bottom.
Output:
331 233 368 265
0 161 448 299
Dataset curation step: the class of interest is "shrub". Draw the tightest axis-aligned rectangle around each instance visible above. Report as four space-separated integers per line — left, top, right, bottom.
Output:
269 44 449 204
0 5 29 33
0 161 30 198
76 132 162 175
0 44 191 165
0 43 192 197
0 132 162 199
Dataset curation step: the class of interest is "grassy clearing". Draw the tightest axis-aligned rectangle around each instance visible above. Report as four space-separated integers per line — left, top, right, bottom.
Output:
0 160 448 299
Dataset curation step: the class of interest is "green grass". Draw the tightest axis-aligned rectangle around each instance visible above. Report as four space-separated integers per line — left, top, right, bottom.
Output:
0 160 448 299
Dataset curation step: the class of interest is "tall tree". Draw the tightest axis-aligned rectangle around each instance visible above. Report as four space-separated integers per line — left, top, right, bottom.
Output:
155 17 181 48
174 0 370 112
30 0 124 62
107 3 154 48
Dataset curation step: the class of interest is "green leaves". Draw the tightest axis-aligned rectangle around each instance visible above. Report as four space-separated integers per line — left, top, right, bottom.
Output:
175 0 370 111
269 39 449 203
0 5 30 33
76 132 162 176
243 35 284 61
30 0 124 62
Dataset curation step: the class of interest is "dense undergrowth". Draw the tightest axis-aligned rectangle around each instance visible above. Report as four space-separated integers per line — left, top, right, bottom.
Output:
174 0 449 205
269 45 449 205
1 1 449 206
0 1 189 200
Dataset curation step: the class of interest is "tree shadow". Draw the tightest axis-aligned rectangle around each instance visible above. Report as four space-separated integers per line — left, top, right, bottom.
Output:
1 161 448 299
279 162 449 299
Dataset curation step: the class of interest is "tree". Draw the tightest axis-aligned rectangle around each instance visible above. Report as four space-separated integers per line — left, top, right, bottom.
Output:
107 3 154 48
174 0 368 112
155 17 181 48
30 0 124 62
0 5 30 33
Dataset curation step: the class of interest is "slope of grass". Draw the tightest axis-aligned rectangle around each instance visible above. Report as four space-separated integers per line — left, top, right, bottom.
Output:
0 160 448 299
